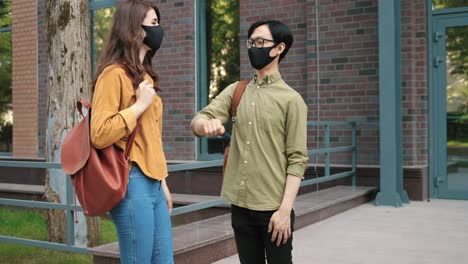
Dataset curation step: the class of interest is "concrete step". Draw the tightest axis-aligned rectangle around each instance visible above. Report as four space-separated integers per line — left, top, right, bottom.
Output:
0 183 45 200
90 185 377 264
172 193 228 207
171 194 230 227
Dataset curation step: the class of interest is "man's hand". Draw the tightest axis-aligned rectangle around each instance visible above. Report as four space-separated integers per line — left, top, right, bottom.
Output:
268 207 292 246
194 118 225 136
268 175 300 246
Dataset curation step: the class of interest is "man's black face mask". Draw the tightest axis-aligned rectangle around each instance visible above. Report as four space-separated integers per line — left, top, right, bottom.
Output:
247 45 279 70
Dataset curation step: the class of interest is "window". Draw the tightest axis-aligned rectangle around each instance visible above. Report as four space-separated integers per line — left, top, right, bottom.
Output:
433 0 468 10
90 1 116 73
197 0 240 160
446 26 468 147
0 0 12 155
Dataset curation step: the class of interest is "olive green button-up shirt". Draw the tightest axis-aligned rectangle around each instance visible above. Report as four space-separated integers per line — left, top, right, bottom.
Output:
191 72 309 211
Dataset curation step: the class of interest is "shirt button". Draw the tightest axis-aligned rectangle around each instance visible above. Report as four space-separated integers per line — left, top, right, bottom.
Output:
256 85 260 89
246 141 250 145
244 160 248 164
248 122 252 125
251 102 255 106
241 180 245 185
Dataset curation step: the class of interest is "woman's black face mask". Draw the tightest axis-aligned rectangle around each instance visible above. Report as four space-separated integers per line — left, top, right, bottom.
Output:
142 25 164 51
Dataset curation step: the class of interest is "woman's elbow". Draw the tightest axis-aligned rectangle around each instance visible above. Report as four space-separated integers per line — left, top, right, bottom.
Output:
90 130 111 149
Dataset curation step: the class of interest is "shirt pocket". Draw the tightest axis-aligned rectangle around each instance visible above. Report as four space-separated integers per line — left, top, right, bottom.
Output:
259 104 285 134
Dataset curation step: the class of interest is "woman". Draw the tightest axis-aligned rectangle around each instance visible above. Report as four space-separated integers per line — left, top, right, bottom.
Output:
90 1 173 263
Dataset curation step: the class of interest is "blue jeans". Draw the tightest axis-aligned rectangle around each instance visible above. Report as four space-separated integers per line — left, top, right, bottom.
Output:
110 164 174 264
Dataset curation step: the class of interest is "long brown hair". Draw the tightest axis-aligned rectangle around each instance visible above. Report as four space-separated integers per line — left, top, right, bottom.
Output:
92 0 161 92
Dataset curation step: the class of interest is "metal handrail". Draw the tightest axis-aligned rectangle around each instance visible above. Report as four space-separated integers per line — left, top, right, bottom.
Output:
304 121 357 187
0 120 357 253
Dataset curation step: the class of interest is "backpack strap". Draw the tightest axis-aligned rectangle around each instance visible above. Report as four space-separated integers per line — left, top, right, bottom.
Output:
223 80 249 176
231 80 249 124
77 99 138 161
77 99 91 118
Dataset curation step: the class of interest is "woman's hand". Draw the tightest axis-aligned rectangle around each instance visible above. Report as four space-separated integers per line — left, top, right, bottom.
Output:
161 179 173 214
131 80 156 118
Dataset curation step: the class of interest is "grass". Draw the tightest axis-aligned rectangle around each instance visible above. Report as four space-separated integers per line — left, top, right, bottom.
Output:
448 140 468 147
0 206 118 264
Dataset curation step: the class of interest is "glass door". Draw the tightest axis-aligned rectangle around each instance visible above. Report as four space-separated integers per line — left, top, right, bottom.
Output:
433 14 468 199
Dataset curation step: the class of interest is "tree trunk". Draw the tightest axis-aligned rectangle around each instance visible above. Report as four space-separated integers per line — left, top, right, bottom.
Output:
45 0 100 247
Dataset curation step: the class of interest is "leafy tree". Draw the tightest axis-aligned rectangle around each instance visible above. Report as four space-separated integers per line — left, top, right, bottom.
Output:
207 0 240 101
434 1 468 77
433 0 468 9
446 26 468 115
443 2 468 115
0 0 11 27
92 7 115 69
204 0 240 154
0 31 11 123
0 0 12 151
446 25 468 77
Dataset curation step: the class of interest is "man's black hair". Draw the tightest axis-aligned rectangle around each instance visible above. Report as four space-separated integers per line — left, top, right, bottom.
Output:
247 20 294 63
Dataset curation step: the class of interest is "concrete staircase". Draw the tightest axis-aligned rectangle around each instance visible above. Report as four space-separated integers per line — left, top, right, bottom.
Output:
90 185 376 264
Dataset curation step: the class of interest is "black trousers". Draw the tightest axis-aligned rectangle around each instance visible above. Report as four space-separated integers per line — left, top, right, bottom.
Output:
231 204 295 264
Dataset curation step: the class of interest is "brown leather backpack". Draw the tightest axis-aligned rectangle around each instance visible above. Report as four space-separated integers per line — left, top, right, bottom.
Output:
223 80 249 175
60 99 137 216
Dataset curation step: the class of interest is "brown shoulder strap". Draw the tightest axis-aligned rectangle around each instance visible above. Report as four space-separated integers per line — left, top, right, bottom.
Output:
231 80 249 118
77 99 91 118
78 98 137 159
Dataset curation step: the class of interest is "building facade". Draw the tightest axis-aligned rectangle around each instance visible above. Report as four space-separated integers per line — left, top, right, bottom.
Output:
1 0 467 201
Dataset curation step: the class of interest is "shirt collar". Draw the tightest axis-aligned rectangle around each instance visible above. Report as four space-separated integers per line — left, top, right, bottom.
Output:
253 72 282 86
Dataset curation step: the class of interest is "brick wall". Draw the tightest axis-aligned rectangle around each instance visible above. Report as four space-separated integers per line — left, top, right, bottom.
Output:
153 0 197 160
12 0 38 157
401 0 428 167
305 0 379 165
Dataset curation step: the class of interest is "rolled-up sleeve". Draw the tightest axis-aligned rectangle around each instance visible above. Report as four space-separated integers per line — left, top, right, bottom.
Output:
90 69 137 149
190 82 237 136
285 94 309 178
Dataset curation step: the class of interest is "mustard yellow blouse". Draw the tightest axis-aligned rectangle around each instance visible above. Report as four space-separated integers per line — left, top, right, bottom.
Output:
90 64 168 180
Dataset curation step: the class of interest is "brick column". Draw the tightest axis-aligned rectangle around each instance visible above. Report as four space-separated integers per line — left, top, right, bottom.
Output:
12 1 38 157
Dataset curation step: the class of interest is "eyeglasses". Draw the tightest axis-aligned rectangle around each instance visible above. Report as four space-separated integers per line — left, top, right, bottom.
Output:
245 38 276 49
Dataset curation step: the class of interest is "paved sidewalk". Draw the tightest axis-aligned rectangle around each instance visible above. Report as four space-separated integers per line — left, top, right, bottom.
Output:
214 199 468 264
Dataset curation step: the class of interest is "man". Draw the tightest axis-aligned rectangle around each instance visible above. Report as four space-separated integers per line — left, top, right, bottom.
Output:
191 20 308 264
